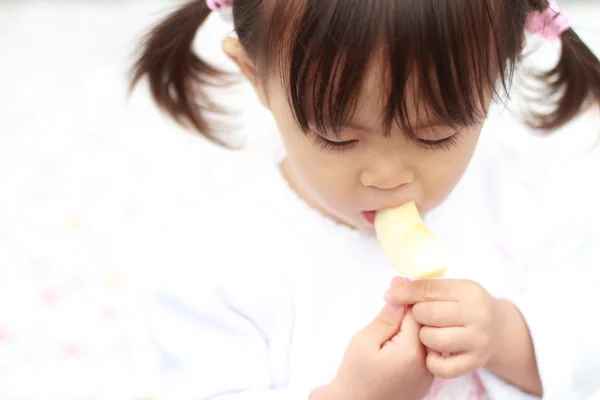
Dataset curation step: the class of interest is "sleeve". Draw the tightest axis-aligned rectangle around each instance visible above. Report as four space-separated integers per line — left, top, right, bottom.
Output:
147 283 314 400
146 204 315 400
481 192 600 400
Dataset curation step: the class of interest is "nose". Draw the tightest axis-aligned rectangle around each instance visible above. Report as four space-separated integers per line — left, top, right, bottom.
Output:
360 159 415 190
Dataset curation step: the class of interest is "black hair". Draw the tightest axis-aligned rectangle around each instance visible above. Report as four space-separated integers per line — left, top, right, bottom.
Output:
132 0 600 143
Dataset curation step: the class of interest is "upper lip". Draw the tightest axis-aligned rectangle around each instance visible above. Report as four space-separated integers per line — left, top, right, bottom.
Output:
363 201 413 212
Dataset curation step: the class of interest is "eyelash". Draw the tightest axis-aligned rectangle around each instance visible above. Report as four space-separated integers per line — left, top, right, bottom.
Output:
313 132 461 153
417 132 461 150
313 136 358 153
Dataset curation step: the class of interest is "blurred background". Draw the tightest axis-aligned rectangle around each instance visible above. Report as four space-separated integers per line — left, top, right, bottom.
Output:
0 1 598 399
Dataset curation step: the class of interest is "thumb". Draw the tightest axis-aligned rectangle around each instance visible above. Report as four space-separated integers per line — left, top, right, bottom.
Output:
359 305 406 347
391 309 421 345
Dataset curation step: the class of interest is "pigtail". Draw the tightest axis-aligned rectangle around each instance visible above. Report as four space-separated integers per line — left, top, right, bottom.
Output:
527 1 600 130
540 29 600 129
131 0 228 139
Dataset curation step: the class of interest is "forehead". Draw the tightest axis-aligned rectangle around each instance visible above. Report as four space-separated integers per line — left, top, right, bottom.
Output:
348 56 487 133
350 58 426 130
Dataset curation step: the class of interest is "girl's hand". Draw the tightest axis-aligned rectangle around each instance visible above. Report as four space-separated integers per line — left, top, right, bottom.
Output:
385 278 502 379
311 304 433 400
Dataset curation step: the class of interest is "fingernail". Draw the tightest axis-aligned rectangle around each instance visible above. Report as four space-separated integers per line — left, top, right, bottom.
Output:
384 290 392 303
391 276 412 286
391 276 404 286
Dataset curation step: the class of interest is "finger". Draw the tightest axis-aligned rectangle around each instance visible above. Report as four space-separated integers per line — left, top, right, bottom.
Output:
426 350 476 379
419 326 472 353
412 301 467 327
359 305 407 348
390 309 421 345
383 311 426 364
389 278 469 304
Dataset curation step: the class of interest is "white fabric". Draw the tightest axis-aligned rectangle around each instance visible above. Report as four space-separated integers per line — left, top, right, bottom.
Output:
149 133 599 399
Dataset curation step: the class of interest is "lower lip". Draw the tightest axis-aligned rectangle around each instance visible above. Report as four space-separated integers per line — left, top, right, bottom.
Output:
362 211 377 225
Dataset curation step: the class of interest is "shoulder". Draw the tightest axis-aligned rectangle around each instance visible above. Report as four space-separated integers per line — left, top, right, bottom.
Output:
451 122 596 264
485 126 595 245
148 165 295 304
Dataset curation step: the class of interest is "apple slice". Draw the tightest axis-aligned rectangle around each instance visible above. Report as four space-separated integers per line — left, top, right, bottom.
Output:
375 202 447 280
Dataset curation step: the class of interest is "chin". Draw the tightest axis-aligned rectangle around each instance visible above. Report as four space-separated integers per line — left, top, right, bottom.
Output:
358 225 376 235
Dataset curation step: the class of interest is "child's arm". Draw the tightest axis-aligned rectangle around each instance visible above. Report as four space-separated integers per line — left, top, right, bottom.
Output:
481 208 600 399
151 207 312 399
386 208 599 399
148 276 312 399
151 276 437 400
484 300 541 396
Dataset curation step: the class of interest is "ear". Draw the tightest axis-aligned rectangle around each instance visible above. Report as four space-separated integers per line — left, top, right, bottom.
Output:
222 37 268 107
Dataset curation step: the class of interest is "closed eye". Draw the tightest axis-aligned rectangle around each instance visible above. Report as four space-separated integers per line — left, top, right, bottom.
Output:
417 133 460 150
313 135 358 153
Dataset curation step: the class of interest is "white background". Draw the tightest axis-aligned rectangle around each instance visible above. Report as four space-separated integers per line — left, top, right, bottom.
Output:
0 1 598 399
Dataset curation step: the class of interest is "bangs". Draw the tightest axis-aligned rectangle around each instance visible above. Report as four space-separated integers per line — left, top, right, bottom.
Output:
252 0 526 137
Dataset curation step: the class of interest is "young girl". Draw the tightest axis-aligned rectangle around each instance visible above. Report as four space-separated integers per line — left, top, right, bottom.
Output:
132 0 600 398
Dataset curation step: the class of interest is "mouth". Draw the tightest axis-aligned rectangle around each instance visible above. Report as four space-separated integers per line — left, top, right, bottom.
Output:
362 201 418 226
361 211 377 226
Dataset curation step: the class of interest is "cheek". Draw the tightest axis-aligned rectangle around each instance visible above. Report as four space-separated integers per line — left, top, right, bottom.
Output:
268 97 357 204
287 138 354 200
420 130 481 210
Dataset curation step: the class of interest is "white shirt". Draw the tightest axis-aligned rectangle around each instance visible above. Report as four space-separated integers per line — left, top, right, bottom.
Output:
148 135 599 399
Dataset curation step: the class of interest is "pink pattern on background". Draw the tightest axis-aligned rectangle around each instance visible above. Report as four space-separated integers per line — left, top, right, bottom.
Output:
101 305 117 321
41 290 61 306
496 242 513 262
0 329 8 343
62 343 82 359
122 205 136 222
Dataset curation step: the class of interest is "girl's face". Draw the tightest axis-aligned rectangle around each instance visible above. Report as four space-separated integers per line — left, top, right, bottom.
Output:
225 40 488 233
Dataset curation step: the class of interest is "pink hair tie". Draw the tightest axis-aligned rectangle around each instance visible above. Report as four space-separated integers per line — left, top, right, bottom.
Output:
206 0 233 12
525 1 571 40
